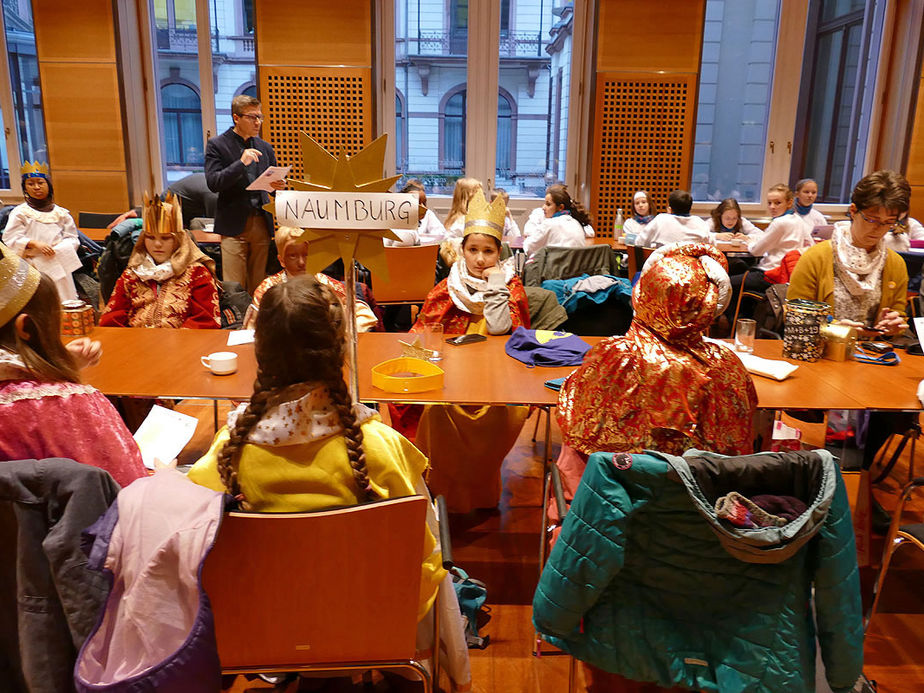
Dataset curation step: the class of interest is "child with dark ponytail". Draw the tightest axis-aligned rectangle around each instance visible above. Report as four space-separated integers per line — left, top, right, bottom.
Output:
522 183 595 257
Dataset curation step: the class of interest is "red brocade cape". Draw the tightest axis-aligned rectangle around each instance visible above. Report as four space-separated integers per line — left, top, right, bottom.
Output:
557 243 757 456
410 275 530 335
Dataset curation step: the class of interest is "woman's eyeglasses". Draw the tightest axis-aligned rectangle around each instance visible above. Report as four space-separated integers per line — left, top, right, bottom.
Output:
857 210 899 232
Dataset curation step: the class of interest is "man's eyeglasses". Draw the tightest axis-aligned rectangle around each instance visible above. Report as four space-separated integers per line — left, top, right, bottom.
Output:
238 113 264 122
857 210 899 232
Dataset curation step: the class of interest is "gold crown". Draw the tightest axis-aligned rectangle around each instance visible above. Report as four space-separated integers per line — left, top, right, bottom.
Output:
0 243 41 328
20 161 50 178
142 191 183 237
463 190 506 241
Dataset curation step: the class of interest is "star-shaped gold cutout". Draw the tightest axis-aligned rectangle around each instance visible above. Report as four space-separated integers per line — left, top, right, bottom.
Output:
263 133 404 279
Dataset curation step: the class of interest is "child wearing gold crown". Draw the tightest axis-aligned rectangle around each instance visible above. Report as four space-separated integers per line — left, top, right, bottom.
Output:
1 162 80 302
404 190 530 512
0 243 146 487
411 189 529 335
100 193 220 328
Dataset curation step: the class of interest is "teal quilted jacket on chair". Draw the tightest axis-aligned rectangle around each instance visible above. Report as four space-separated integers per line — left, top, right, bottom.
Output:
533 449 863 693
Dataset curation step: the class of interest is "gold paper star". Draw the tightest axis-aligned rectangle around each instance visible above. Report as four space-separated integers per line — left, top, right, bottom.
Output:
263 133 403 279
398 336 434 361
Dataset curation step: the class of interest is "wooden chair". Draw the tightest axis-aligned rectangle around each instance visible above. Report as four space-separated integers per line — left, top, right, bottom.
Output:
373 244 440 306
625 245 655 279
866 476 924 631
77 211 123 229
202 496 436 691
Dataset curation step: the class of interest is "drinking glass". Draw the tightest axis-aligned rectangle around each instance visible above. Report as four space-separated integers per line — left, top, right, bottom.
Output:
422 322 443 361
735 318 756 353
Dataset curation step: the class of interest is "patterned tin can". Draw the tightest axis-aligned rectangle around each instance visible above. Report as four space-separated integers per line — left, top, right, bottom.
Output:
782 299 829 362
61 300 94 337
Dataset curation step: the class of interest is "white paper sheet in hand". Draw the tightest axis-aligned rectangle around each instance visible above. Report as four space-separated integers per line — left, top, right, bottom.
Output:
245 165 291 192
133 404 199 469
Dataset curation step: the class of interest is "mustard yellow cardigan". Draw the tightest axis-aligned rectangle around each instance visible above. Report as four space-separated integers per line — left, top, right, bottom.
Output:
786 240 909 315
189 417 444 621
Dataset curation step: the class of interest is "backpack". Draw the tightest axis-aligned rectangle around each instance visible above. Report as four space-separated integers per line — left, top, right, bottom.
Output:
451 567 490 649
218 281 252 329
97 219 143 303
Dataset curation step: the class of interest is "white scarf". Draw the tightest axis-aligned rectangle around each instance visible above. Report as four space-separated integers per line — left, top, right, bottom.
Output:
227 382 376 447
131 253 176 283
446 257 516 315
830 221 885 323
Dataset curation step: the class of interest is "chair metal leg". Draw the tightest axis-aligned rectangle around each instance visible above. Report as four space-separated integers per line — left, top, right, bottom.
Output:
866 535 908 631
531 407 545 442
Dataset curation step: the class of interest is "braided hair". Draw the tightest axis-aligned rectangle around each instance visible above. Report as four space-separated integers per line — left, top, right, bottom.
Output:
216 275 378 508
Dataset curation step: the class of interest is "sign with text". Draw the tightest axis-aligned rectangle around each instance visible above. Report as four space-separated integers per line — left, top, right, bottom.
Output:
275 191 418 229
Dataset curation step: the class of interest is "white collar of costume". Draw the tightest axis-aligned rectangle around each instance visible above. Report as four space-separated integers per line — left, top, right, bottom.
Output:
831 221 886 297
446 256 516 315
0 347 30 382
227 382 377 447
131 253 176 283
17 203 68 225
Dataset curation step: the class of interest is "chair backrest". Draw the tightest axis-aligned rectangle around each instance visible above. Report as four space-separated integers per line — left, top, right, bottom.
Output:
373 244 440 304
202 496 427 668
78 212 122 229
626 245 656 279
524 244 618 286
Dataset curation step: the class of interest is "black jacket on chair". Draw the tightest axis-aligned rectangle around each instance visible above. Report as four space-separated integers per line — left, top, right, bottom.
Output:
0 459 120 693
204 127 277 238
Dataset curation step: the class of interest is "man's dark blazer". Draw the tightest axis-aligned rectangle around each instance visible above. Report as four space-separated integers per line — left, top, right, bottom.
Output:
204 127 277 238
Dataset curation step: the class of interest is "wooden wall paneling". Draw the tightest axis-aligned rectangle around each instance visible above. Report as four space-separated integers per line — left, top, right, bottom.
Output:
39 64 126 171
52 171 130 215
32 0 129 213
596 0 706 73
31 0 116 62
261 67 373 182
907 69 924 222
591 72 698 241
255 2 372 67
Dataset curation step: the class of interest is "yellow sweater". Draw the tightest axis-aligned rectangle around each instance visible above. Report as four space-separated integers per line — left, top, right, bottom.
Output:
189 417 444 621
787 240 908 315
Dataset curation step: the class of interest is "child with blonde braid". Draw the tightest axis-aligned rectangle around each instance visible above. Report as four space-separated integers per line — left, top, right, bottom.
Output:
188 275 470 688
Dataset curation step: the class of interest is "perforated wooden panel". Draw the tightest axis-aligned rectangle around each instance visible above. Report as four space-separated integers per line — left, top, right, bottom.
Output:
591 73 697 240
261 68 373 181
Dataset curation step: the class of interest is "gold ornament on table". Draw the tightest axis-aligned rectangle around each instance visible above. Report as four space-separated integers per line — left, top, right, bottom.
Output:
398 336 434 361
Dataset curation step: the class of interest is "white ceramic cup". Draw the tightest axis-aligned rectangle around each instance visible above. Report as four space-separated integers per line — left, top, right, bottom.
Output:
201 351 238 375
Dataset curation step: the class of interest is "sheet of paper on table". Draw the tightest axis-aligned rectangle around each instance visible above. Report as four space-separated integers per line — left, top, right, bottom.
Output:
133 404 199 469
245 165 291 192
227 329 254 346
703 336 799 380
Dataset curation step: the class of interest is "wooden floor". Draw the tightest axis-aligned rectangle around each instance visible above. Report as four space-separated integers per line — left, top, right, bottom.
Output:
175 402 924 693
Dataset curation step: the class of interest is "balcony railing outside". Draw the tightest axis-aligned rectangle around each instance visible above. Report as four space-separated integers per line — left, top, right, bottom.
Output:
396 30 547 59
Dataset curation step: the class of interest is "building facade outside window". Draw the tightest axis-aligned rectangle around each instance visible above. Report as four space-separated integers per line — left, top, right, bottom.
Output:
1 0 47 191
393 0 573 197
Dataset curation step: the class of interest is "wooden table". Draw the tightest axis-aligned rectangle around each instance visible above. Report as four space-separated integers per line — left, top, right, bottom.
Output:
81 327 256 400
78 328 924 412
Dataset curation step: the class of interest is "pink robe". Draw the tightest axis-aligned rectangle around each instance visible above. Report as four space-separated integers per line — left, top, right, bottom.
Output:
0 379 147 488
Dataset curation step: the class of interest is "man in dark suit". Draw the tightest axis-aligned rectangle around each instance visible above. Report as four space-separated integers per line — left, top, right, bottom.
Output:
204 95 284 293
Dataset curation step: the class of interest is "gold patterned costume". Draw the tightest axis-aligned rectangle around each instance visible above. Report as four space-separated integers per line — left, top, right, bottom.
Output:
558 243 757 457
